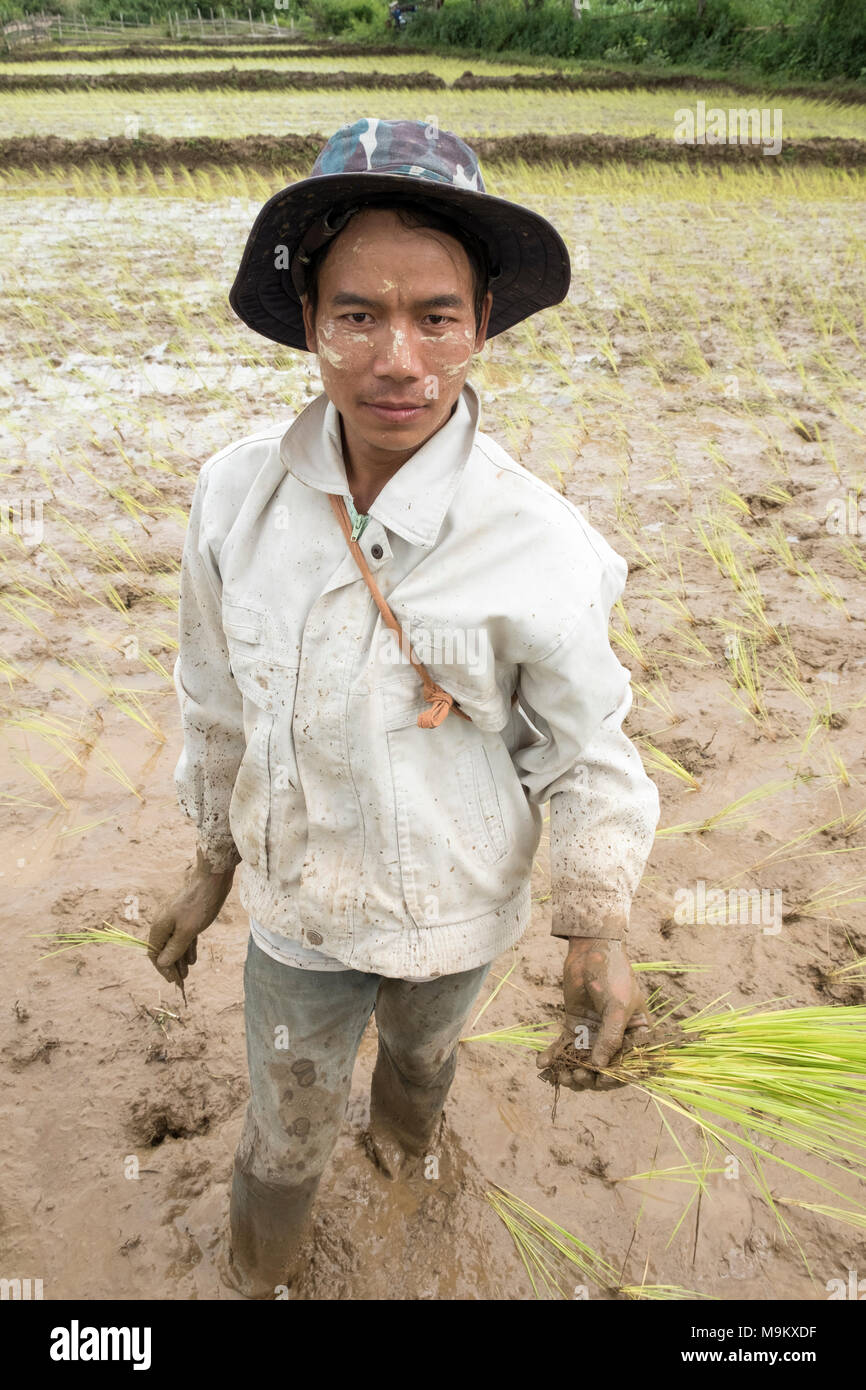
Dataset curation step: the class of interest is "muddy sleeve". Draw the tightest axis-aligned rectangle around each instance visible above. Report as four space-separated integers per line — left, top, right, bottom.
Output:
511 553 660 942
172 466 244 874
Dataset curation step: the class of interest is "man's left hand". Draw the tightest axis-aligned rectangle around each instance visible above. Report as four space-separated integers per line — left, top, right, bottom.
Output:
536 937 651 1092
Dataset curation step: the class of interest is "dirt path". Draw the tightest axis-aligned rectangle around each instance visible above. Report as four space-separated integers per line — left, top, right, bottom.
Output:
2 132 864 171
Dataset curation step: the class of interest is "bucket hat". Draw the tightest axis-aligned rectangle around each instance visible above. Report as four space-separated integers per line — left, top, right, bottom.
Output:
229 117 571 350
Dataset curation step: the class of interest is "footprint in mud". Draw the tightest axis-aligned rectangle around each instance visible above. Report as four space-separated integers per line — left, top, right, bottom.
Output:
170 1179 239 1300
291 1124 522 1300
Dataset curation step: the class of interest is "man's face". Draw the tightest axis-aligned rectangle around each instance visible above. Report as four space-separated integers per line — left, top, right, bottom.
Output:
302 208 492 461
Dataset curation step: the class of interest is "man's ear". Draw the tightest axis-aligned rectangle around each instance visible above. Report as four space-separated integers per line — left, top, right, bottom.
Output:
473 290 494 353
301 295 317 354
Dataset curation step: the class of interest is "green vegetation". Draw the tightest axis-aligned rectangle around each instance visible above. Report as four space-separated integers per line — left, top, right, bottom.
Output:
2 0 864 84
406 0 866 83
487 1185 715 1298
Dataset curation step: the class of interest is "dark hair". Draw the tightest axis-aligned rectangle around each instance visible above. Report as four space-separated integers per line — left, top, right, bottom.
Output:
301 195 491 331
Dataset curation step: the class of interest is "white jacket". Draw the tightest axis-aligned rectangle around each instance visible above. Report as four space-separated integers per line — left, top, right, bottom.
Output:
173 382 659 978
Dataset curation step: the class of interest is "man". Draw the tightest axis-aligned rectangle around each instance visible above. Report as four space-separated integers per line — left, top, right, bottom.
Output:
150 119 660 1299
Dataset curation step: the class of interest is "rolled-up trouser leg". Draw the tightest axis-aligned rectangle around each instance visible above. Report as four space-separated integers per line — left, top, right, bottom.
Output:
229 937 379 1293
370 962 491 1158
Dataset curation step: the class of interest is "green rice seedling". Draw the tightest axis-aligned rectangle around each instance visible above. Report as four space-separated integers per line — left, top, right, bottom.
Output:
773 640 817 720
464 953 523 1031
610 519 659 577
827 931 866 981
3 710 90 773
840 539 866 578
0 791 53 812
0 654 25 691
632 673 678 726
647 588 695 629
461 1021 560 1051
653 626 714 671
828 958 866 984
91 741 144 801
787 878 866 923
33 919 151 959
657 779 792 839
486 1187 713 1301
724 633 773 734
824 742 851 789
762 485 795 508
0 593 49 639
561 1000 866 1207
610 602 651 672
486 1186 618 1298
738 565 781 644
695 518 747 593
10 753 69 810
637 741 700 791
95 627 175 684
703 442 734 479
776 1198 866 1231
717 486 751 519
796 558 849 618
723 812 864 888
764 521 801 576
57 817 115 839
617 1280 715 1300
59 657 165 741
618 1161 726 1186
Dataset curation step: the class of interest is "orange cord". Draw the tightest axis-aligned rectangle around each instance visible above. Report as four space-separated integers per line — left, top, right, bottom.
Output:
328 493 472 728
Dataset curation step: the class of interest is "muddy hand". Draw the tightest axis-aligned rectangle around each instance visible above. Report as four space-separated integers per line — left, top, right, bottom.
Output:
147 847 236 994
536 938 651 1092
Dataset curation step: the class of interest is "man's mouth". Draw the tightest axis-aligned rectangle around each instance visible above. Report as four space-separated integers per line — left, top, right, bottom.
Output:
362 400 428 423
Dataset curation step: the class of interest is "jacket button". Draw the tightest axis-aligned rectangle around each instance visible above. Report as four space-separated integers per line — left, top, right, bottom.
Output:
371 543 384 559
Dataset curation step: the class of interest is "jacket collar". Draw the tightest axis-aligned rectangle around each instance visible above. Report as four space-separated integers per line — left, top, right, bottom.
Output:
280 380 481 549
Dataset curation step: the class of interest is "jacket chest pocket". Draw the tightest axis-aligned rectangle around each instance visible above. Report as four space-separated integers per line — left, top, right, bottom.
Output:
224 604 301 877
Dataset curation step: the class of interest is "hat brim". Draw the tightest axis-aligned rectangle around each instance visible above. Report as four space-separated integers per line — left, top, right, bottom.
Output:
228 171 571 350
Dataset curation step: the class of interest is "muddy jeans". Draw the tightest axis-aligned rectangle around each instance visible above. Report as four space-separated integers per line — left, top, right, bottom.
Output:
229 935 491 1291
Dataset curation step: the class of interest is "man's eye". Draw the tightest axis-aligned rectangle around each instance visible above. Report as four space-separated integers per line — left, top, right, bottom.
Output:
424 315 452 326
342 312 372 325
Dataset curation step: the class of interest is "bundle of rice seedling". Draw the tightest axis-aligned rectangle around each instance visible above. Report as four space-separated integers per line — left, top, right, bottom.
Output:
461 1021 560 1051
33 920 186 1000
486 1186 712 1301
32 919 151 959
542 1000 866 1207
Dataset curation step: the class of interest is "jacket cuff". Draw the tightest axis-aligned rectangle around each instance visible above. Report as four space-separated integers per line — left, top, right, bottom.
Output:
197 836 242 874
550 889 629 941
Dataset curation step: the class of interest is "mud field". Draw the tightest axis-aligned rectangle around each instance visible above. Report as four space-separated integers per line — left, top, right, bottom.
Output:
1 43 865 1302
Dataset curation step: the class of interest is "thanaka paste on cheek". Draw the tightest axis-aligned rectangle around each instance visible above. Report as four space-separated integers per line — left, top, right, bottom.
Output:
316 332 345 368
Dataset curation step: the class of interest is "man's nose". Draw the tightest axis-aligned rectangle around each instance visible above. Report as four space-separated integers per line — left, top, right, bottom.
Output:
372 322 422 377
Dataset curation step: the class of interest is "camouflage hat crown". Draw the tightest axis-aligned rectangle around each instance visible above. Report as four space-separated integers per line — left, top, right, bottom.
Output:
313 117 485 189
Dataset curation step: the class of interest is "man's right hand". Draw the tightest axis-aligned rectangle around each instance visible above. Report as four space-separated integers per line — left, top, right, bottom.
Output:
148 847 237 991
